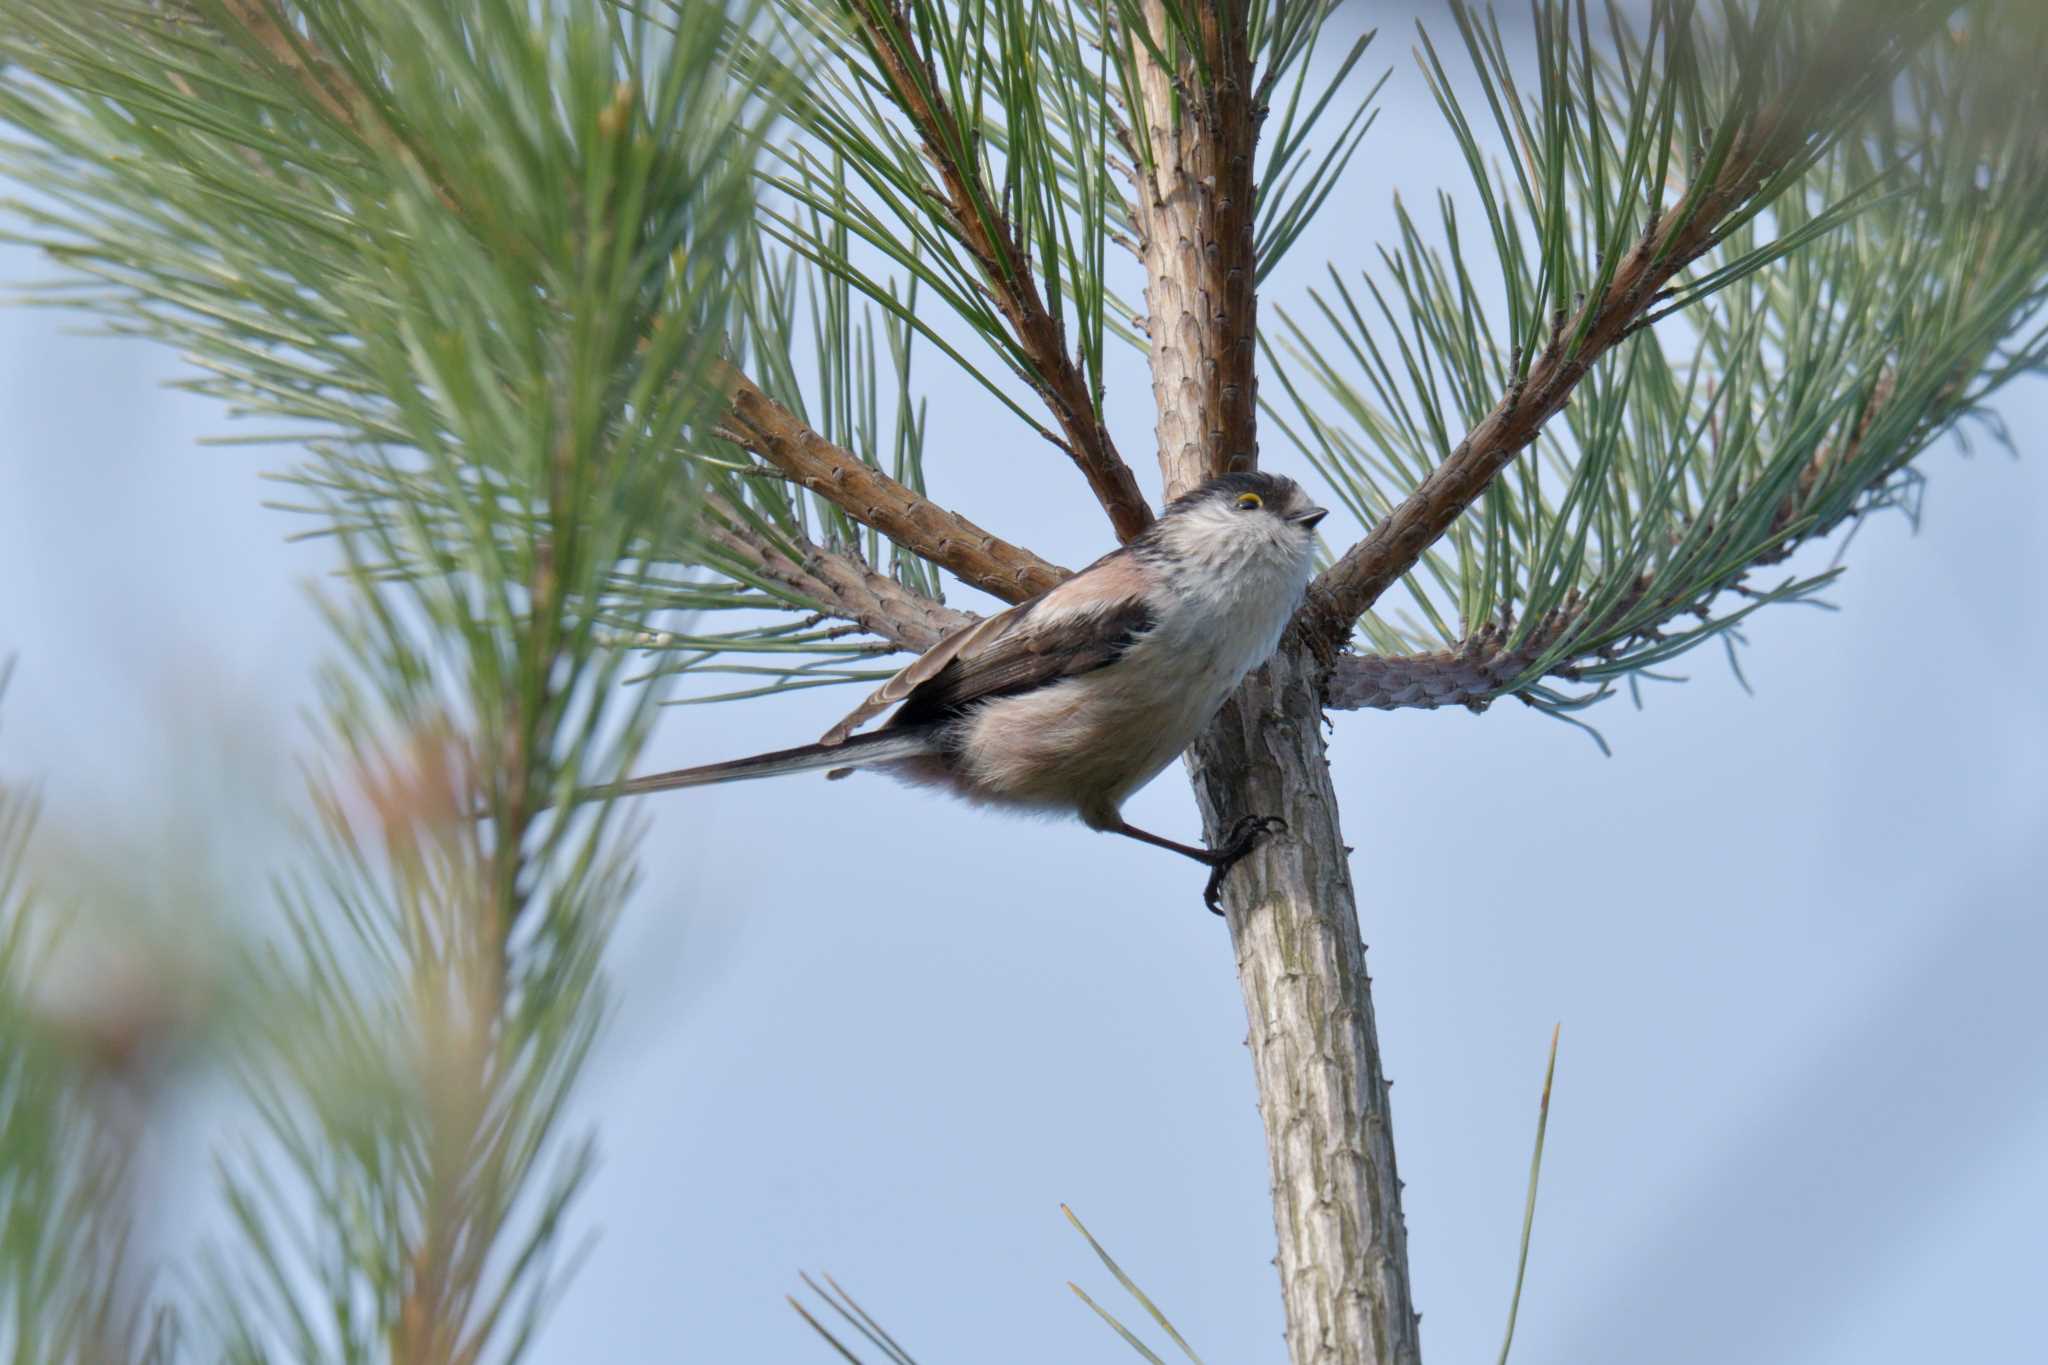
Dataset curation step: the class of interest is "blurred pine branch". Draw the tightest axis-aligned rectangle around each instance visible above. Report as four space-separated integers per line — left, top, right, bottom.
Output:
0 665 181 1364
3 1 759 1359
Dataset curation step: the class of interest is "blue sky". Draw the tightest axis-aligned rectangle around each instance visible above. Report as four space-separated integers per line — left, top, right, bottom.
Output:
3 7 2044 1363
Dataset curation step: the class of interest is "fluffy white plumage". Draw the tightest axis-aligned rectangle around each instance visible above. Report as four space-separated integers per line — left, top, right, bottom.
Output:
942 478 1319 826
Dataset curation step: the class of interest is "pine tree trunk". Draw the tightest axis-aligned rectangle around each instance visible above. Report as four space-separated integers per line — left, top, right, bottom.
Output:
1185 645 1423 1365
1125 2 1423 1354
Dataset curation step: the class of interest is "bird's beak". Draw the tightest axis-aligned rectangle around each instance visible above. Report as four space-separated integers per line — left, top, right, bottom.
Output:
1290 506 1329 530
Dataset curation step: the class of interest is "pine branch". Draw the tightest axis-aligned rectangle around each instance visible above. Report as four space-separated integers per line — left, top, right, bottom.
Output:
2 6 760 1356
1301 0 1951 645
1304 7 2048 718
700 495 978 653
841 0 1153 541
0 753 171 1365
716 360 1067 603
1325 369 1907 712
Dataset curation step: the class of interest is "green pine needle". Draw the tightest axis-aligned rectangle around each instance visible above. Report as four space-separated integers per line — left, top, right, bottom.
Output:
1068 1282 1172 1365
1064 1204 1206 1364
1496 1023 1562 1365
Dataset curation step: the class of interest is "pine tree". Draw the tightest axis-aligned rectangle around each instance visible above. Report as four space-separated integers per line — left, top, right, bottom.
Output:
1 3 2043 1364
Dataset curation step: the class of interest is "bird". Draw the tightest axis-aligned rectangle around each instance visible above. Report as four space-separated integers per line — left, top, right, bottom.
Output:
605 472 1328 911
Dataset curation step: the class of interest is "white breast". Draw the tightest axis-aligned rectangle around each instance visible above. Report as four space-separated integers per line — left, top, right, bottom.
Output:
950 528 1313 823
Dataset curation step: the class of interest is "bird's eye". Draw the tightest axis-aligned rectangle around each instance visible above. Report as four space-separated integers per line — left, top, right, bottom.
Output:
1235 492 1263 511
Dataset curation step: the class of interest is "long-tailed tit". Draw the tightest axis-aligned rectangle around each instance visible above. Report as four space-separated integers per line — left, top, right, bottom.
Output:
609 472 1328 910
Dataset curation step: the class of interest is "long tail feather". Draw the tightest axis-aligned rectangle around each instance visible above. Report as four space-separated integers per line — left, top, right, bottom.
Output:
595 727 941 801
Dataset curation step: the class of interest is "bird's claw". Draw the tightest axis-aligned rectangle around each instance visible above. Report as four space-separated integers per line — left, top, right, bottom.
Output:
1203 815 1288 914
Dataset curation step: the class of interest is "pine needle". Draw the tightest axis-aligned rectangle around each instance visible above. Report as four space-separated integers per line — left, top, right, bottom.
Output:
1497 1023 1562 1365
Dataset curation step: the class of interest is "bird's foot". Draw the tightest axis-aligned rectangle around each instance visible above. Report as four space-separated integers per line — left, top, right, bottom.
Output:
1203 815 1288 915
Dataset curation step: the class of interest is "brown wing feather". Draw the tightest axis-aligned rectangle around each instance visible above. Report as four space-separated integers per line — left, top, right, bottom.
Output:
889 597 1154 724
817 548 1153 745
818 607 1020 745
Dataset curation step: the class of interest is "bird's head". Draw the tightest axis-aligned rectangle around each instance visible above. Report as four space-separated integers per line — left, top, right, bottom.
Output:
1143 472 1328 580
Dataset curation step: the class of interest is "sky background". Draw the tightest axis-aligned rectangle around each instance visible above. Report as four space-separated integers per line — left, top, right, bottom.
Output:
2 5 2045 1363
